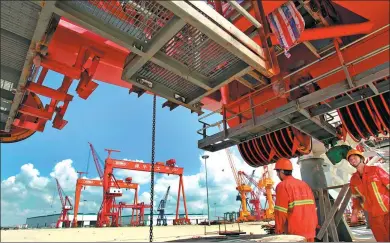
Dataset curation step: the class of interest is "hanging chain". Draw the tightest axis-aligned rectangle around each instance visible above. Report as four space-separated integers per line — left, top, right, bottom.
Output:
149 94 157 242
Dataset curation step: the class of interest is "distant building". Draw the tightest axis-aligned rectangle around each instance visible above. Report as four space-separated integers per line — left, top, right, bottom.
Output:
26 213 208 228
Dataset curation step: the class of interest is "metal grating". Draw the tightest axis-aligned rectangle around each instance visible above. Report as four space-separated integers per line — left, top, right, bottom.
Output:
0 1 41 40
1 65 21 85
161 24 243 80
67 0 174 43
1 29 31 71
136 61 206 100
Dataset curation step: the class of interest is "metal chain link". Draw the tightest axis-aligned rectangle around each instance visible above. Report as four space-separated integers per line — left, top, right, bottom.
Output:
149 94 156 242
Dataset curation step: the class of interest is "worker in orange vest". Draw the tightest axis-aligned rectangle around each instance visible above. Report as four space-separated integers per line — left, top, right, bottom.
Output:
347 149 389 242
274 158 318 242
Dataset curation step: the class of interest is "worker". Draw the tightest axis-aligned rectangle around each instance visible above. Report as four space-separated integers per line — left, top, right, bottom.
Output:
273 158 318 242
347 149 389 242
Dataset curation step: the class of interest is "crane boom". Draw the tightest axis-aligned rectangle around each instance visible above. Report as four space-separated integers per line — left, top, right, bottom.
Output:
55 178 65 207
88 142 104 179
157 186 171 226
217 124 240 187
54 178 73 228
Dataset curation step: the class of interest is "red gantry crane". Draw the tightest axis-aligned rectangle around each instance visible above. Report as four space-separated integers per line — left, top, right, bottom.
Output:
72 177 139 227
115 202 152 226
98 148 189 227
72 142 141 227
55 178 73 228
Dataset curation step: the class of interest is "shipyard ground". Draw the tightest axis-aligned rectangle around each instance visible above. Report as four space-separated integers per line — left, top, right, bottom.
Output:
1 223 374 242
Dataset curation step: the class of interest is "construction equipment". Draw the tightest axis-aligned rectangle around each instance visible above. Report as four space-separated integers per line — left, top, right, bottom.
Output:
157 186 171 226
72 143 140 227
88 142 104 179
115 202 151 226
54 178 73 228
72 177 138 227
98 149 190 226
258 166 275 220
237 171 263 221
218 124 256 222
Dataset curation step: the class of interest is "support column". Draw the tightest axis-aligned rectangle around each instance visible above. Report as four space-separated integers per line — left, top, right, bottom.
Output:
299 157 353 242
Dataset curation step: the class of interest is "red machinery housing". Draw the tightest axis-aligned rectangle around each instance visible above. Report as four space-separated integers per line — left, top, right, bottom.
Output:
1 1 389 168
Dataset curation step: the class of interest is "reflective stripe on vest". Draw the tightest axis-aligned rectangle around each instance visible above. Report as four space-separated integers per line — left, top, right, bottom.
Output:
371 182 388 213
275 205 288 213
288 199 315 208
355 187 366 208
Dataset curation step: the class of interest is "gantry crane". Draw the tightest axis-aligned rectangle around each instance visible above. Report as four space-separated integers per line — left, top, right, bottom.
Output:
55 178 73 228
157 186 171 226
258 165 275 220
98 149 190 226
115 202 151 226
237 171 262 221
218 124 254 222
72 177 138 227
73 143 140 227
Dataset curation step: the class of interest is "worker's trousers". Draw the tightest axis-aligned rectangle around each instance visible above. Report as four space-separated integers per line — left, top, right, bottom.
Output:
369 212 390 242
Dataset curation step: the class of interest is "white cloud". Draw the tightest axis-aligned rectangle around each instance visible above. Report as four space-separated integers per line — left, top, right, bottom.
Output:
13 163 49 191
1 159 95 227
49 159 78 191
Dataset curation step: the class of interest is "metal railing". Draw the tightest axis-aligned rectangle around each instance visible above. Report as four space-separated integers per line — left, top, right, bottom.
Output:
197 25 390 138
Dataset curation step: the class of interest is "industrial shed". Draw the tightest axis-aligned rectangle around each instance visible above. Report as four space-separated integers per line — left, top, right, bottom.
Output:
26 213 208 228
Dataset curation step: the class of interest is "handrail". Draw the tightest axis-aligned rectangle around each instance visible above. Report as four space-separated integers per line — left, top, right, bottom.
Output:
197 43 389 134
198 24 389 122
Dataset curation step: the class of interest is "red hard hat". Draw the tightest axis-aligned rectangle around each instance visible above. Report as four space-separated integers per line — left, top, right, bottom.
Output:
274 158 293 171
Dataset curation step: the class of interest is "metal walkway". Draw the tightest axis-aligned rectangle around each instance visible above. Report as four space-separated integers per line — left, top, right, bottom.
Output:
198 61 389 152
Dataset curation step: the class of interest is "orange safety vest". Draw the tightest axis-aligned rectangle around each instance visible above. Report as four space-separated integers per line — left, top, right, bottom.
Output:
274 176 318 239
350 165 390 217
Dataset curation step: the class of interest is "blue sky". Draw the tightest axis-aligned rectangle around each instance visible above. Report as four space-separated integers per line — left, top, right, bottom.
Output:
1 71 259 227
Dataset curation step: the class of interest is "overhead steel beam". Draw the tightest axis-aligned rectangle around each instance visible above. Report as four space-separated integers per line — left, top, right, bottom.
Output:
4 1 58 132
189 1 264 59
122 17 187 81
150 52 213 91
189 64 252 105
278 116 331 142
303 41 321 58
198 64 389 151
236 77 255 90
158 1 272 77
296 108 337 136
54 1 204 114
228 1 262 28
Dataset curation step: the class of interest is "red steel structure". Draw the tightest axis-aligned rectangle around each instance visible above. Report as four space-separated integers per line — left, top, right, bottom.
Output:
99 149 190 226
55 178 73 228
72 178 139 227
115 202 152 227
1 1 389 170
